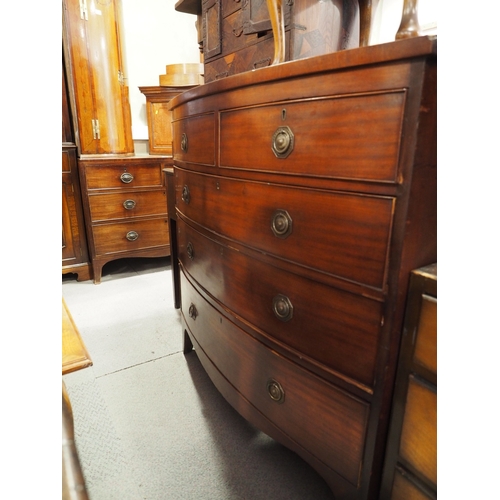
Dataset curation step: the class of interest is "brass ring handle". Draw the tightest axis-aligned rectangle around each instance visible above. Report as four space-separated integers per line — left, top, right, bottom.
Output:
181 133 188 152
271 209 293 238
187 242 194 260
271 126 294 158
126 231 139 241
188 303 198 320
273 294 293 322
120 172 134 183
266 379 285 404
182 185 191 204
123 199 136 210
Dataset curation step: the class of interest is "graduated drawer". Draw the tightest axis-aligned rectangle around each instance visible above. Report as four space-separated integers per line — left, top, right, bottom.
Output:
88 190 167 223
176 169 394 289
172 113 216 165
178 218 382 389
219 91 406 182
92 218 169 256
84 164 163 190
181 270 369 487
398 375 437 487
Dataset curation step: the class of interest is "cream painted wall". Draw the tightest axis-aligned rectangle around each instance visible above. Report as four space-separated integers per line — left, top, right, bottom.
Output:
120 0 201 140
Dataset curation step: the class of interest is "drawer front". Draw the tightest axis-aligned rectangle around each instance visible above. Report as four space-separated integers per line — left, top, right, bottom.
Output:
176 169 394 289
181 270 369 487
203 34 275 82
178 218 382 388
413 294 437 374
172 113 216 165
219 91 406 182
88 190 167 222
92 218 169 256
399 376 437 486
85 164 163 190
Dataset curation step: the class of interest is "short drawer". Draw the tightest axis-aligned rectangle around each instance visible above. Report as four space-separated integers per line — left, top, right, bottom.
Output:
203 33 276 82
92 218 169 256
84 164 163 190
178 218 383 389
399 376 437 486
181 270 369 487
88 190 167 222
176 169 394 289
172 113 216 165
219 91 406 182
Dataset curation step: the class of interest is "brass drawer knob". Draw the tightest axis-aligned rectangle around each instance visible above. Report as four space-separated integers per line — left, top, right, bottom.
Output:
181 133 188 152
273 294 293 322
120 172 134 183
123 199 136 210
271 209 293 238
187 242 195 260
188 303 198 320
126 230 139 241
182 185 191 204
267 379 285 404
271 126 294 158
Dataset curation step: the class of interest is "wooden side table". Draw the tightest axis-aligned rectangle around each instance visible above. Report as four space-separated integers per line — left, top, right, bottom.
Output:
62 298 91 499
62 299 92 375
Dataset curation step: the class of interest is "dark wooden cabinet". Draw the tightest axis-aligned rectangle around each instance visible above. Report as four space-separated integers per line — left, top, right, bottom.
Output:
62 56 92 282
78 156 172 284
380 264 437 499
177 0 360 83
169 35 436 499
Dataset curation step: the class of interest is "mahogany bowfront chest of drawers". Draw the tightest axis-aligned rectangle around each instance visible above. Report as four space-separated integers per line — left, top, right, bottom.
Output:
78 155 171 284
169 36 436 499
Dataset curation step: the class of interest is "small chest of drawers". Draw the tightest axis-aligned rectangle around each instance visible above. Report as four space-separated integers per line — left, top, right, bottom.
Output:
78 155 171 283
170 36 436 499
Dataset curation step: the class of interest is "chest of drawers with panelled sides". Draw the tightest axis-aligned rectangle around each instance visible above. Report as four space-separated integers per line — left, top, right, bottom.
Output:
169 35 436 500
78 155 171 284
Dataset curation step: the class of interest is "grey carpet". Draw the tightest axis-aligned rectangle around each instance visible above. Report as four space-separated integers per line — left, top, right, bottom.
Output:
62 257 335 500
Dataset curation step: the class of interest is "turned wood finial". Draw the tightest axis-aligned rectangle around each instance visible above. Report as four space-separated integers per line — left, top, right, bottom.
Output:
396 0 420 39
266 0 286 64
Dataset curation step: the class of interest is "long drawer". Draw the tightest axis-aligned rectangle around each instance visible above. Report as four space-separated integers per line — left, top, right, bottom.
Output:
92 218 169 256
176 168 394 289
181 269 370 487
178 217 382 389
88 190 167 222
219 91 406 182
84 164 164 190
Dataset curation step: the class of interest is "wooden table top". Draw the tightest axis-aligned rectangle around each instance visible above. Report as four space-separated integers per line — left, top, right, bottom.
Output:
62 298 92 375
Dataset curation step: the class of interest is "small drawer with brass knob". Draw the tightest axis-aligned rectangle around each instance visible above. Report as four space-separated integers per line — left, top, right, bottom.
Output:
84 164 164 189
93 219 170 256
88 191 168 222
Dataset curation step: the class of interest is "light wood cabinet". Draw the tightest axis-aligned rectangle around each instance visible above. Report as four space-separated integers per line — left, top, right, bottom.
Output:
62 0 133 155
139 86 198 156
